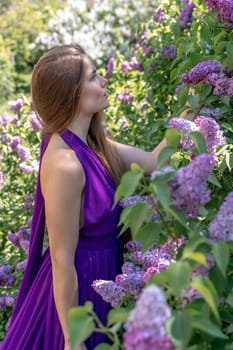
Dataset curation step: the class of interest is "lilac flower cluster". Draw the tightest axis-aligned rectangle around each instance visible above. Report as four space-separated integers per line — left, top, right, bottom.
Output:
123 285 173 350
0 171 4 189
117 116 129 129
92 239 177 307
161 45 177 60
129 60 144 72
22 194 34 211
8 226 30 257
168 118 198 150
195 116 226 153
0 266 16 287
205 0 219 11
118 92 134 105
200 107 224 119
182 60 222 84
209 191 233 242
119 195 159 221
105 57 115 79
0 295 15 311
205 0 233 28
169 116 226 154
30 111 42 132
179 2 195 28
169 154 215 218
152 9 165 22
8 99 24 113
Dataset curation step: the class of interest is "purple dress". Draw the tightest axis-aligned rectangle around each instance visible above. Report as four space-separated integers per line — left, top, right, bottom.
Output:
0 129 124 350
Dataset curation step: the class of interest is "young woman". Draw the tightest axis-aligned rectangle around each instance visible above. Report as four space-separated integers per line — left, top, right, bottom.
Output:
0 45 194 350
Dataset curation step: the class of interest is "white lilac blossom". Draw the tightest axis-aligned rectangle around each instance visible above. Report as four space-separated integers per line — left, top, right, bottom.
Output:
92 280 126 308
179 2 195 28
170 154 215 218
123 285 173 350
182 60 222 85
209 191 233 242
0 266 17 287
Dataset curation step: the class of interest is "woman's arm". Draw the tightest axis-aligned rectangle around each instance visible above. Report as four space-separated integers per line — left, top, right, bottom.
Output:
41 147 85 349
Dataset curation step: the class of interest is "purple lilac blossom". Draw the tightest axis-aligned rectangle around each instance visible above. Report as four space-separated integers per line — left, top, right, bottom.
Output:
182 60 222 85
0 265 17 287
10 136 21 149
161 45 176 60
200 107 224 119
118 93 134 105
129 60 144 72
115 271 144 297
218 0 233 28
0 171 4 187
195 116 226 153
8 98 24 113
152 9 165 22
119 195 148 208
7 232 20 247
30 111 42 131
179 2 195 28
0 113 9 127
10 115 21 126
118 116 129 129
121 62 131 73
170 154 215 218
0 296 15 311
92 280 126 308
123 285 173 350
0 135 8 144
169 118 198 150
16 145 31 161
17 259 28 271
105 57 115 79
125 240 143 252
209 191 233 241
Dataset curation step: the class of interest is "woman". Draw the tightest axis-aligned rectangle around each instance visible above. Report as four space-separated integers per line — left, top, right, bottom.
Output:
0 45 193 350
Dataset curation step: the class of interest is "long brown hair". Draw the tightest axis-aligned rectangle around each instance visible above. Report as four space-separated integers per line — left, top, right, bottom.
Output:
31 45 125 184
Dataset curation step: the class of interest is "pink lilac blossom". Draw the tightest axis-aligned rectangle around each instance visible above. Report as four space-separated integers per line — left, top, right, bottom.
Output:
118 116 129 129
179 2 195 28
129 60 144 72
169 154 215 218
182 60 222 85
118 92 134 105
92 280 126 308
121 62 131 73
0 171 4 187
205 0 219 11
0 265 17 287
123 285 173 350
209 191 233 241
8 98 24 113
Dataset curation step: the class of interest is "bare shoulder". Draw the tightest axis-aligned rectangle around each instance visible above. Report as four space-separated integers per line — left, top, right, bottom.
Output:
41 134 85 195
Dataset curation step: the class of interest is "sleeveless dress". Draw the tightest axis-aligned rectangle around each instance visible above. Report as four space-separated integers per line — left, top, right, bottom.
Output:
0 129 124 350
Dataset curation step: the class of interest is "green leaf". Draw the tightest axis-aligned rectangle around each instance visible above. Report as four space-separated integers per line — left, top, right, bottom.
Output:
127 202 151 235
182 248 207 266
135 221 162 252
192 316 228 339
156 146 177 170
166 261 192 297
168 205 188 228
188 95 200 110
114 167 143 205
189 131 208 154
69 307 95 349
212 242 230 278
226 43 233 71
165 128 181 148
167 310 192 349
107 307 129 326
151 182 171 210
207 172 222 188
94 345 118 350
190 277 219 321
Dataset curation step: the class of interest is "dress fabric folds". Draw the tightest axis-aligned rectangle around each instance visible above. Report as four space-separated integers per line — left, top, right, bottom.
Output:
0 129 123 350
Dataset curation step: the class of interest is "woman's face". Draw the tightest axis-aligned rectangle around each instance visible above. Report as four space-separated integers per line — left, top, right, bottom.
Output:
78 60 109 118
